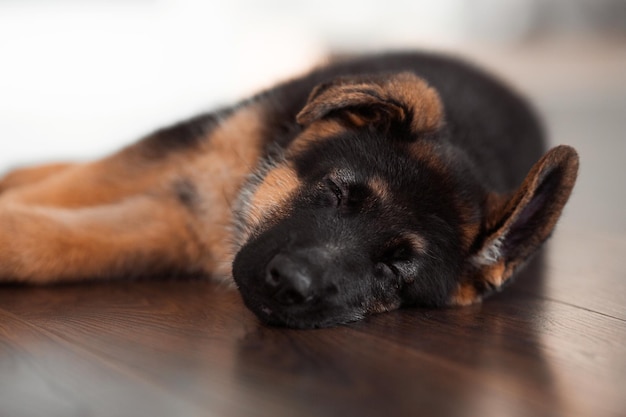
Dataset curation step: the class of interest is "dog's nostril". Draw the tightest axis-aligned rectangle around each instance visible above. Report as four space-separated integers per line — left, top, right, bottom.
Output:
265 254 313 305
277 288 306 305
266 266 281 287
324 283 339 296
274 276 312 305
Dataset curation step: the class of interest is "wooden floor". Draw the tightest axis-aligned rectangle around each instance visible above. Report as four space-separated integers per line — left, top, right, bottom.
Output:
1 43 625 417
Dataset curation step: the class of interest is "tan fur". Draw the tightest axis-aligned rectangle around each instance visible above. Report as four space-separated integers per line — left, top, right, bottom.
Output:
0 196 199 283
368 176 391 202
245 164 300 237
408 140 446 174
0 163 74 192
483 261 507 287
403 233 427 254
449 283 479 306
287 119 345 157
385 72 443 133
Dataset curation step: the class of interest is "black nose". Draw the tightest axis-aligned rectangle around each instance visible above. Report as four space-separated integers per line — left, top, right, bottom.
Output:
265 253 316 305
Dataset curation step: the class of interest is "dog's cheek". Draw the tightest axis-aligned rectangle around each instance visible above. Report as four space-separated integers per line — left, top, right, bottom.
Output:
236 164 301 245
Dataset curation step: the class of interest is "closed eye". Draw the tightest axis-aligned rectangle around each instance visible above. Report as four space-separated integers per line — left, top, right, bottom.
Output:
326 178 346 207
374 261 397 279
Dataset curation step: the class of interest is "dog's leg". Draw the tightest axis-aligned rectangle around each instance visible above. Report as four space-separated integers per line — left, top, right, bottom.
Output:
0 149 185 208
0 163 74 193
0 194 203 283
0 140 208 283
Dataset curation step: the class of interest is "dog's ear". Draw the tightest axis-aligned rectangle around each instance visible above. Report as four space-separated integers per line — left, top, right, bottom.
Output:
449 145 579 306
296 72 443 134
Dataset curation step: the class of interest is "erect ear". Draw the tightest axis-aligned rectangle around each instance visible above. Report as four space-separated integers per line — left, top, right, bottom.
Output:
449 145 580 306
295 72 443 134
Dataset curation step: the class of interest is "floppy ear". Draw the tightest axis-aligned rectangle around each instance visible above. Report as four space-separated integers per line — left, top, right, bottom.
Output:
449 145 580 306
296 72 443 134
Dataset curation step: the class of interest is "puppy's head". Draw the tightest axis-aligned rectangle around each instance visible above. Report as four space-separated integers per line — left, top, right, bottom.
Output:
232 72 579 328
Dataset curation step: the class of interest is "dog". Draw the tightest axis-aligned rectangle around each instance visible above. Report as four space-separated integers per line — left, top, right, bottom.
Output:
0 52 578 328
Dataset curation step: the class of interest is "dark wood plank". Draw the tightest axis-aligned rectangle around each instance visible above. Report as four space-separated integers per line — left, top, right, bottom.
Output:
545 230 626 320
504 231 626 321
0 271 624 417
0 308 201 417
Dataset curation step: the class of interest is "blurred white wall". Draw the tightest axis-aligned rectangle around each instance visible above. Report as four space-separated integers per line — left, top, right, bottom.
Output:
0 0 321 168
0 0 624 169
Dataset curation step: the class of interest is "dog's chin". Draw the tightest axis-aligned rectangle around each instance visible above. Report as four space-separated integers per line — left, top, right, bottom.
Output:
260 309 363 329
236 286 363 329
259 307 363 329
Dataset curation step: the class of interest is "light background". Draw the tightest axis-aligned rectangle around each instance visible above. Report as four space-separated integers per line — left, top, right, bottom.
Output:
1 0 625 232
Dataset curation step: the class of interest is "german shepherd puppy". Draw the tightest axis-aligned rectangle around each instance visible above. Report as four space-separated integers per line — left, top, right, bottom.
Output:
0 52 578 328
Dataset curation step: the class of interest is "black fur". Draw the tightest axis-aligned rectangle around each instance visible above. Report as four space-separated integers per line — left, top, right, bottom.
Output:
138 111 223 159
